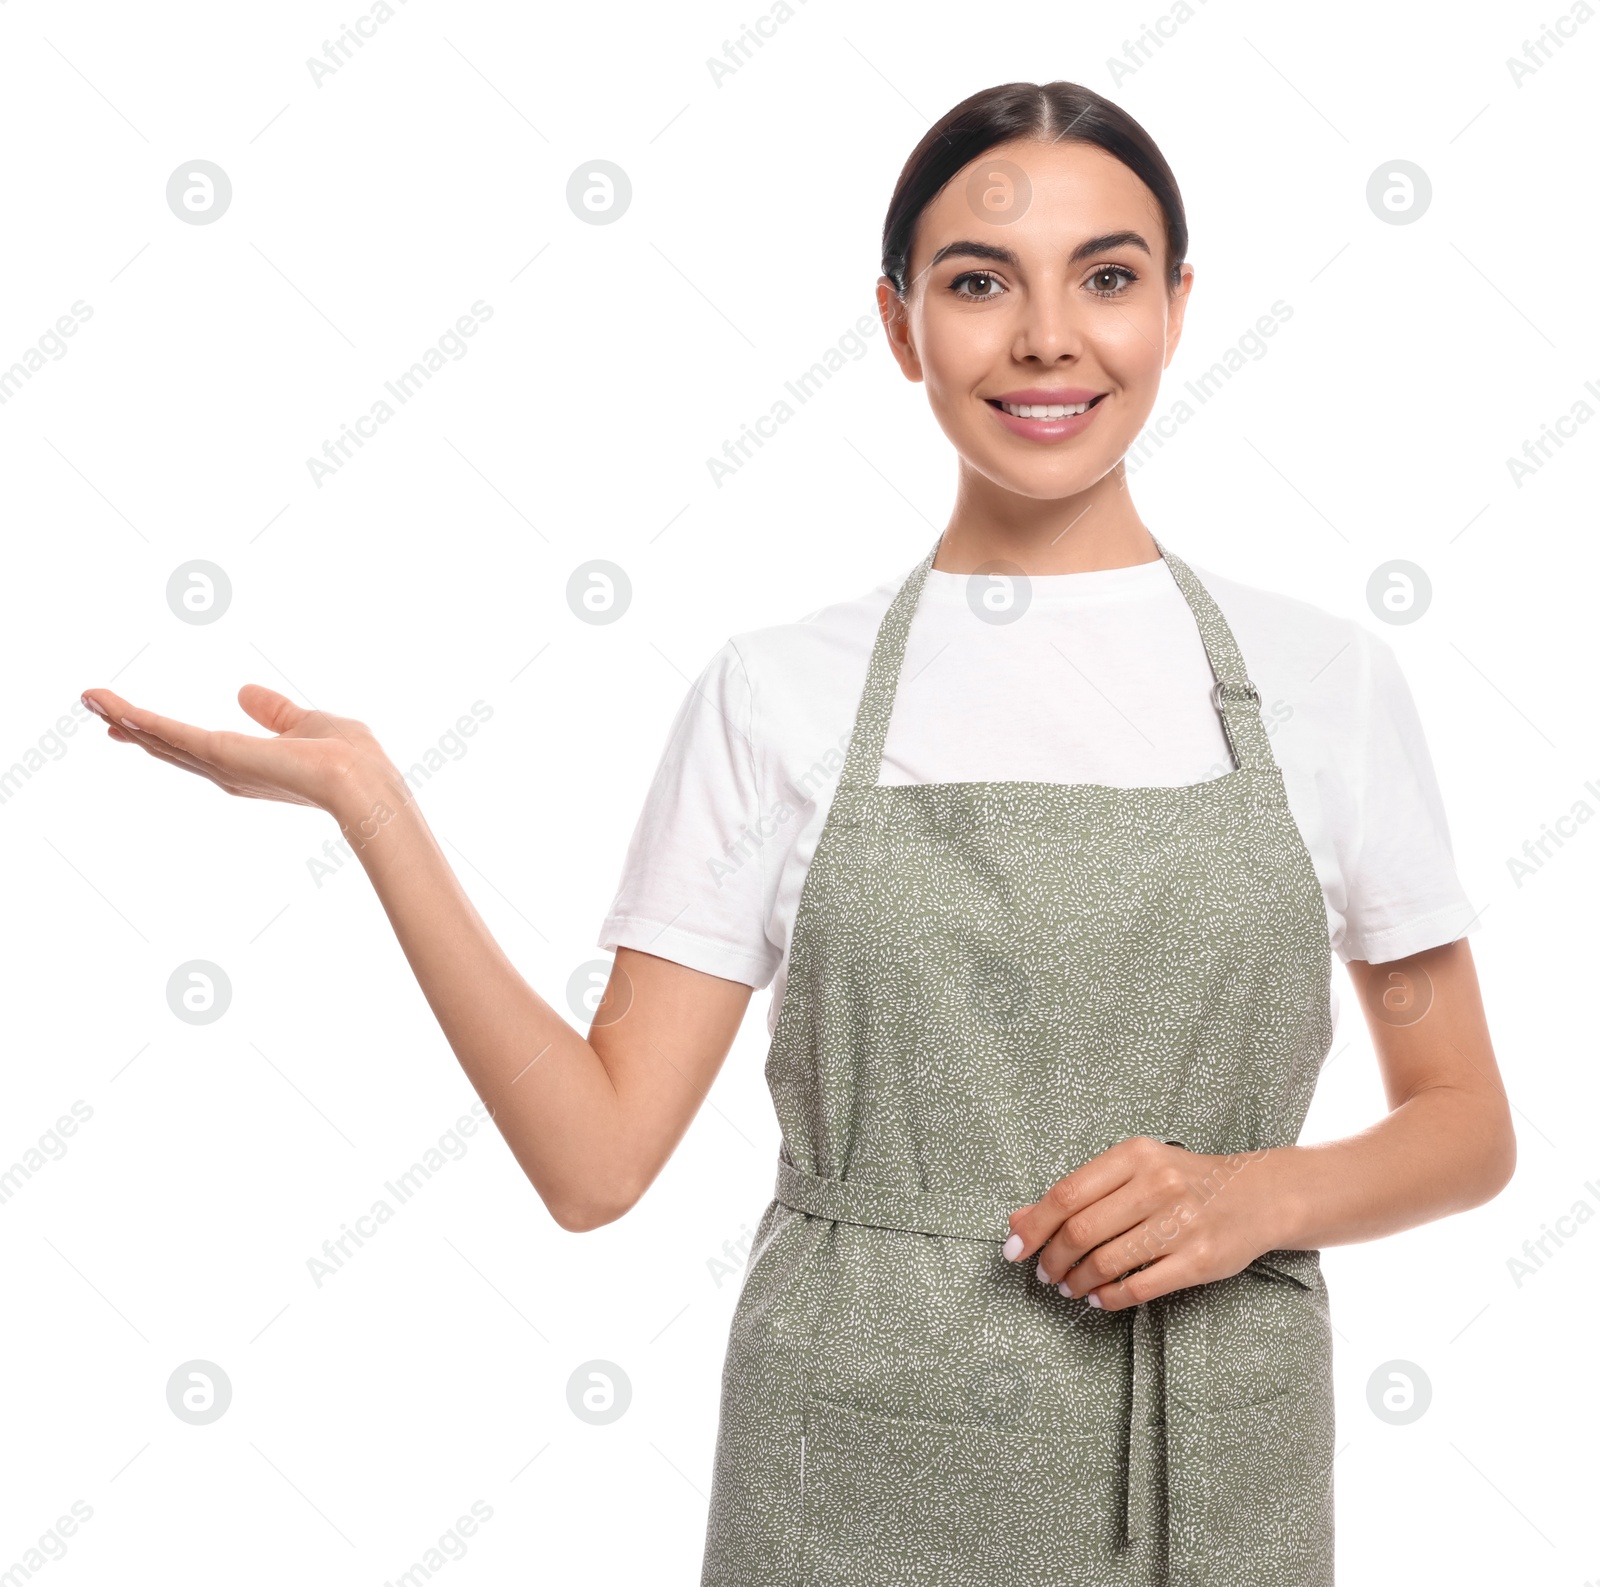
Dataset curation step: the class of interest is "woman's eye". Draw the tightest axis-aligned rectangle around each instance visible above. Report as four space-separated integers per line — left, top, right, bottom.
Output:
1086 265 1137 296
951 270 1007 300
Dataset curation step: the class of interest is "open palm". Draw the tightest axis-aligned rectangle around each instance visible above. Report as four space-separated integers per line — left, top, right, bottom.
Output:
80 683 391 813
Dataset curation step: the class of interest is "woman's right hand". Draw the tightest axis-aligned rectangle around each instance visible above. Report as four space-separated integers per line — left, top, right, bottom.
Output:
80 682 397 816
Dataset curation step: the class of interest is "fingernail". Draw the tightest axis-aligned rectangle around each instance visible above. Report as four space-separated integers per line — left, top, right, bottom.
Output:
1002 1233 1023 1261
1086 1294 1103 1309
82 695 107 718
119 718 139 732
1034 1259 1052 1284
1057 1280 1073 1298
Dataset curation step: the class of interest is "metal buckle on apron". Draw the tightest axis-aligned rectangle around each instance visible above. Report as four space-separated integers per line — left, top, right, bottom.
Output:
1209 677 1261 711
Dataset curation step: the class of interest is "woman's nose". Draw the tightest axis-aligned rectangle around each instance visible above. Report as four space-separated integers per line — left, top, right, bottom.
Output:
1011 291 1086 364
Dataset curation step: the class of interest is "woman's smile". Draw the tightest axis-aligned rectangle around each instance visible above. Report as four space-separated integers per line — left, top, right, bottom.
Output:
985 386 1110 442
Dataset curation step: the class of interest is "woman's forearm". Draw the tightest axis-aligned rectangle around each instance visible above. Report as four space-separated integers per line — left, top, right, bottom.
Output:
1263 1081 1516 1252
331 765 628 1229
1260 941 1516 1252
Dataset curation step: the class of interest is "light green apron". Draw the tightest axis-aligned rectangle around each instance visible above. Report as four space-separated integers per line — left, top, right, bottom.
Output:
700 535 1337 1586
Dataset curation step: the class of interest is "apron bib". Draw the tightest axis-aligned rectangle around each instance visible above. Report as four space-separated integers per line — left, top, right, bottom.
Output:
699 536 1337 1587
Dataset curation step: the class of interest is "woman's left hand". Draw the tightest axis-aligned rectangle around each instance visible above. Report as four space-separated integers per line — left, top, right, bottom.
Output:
1002 1135 1292 1310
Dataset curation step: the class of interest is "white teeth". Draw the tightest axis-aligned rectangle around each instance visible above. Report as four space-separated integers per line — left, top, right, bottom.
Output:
1000 400 1092 418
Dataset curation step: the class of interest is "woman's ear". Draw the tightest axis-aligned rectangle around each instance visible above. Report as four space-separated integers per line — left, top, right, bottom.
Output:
1162 263 1195 372
876 276 924 383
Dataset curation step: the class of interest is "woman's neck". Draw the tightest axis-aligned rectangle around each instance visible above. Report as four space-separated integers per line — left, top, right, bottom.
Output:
932 461 1161 575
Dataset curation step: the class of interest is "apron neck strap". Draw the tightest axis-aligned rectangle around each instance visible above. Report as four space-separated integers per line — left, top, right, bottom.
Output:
1152 538 1274 774
837 533 1275 794
836 537 942 794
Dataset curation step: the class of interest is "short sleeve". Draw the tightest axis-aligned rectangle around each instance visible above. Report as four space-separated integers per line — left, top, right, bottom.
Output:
1335 630 1480 964
596 639 780 989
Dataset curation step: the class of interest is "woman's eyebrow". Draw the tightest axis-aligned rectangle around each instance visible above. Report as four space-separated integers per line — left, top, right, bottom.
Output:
1066 230 1152 264
927 231 1153 271
928 239 1020 269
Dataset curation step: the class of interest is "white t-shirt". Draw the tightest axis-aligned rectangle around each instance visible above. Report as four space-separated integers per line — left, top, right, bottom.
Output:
597 549 1479 1037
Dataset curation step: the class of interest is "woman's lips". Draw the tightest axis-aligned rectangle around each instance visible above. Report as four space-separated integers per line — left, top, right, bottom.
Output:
984 389 1108 443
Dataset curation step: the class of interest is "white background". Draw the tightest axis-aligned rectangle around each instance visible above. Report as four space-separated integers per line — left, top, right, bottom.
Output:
2 0 1596 1581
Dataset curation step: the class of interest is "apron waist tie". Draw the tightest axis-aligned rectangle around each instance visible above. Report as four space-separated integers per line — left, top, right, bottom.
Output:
774 1155 1020 1243
1125 1299 1159 1544
773 1156 1162 1550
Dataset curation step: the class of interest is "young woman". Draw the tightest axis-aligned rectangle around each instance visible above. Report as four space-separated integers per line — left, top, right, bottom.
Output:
84 81 1513 1587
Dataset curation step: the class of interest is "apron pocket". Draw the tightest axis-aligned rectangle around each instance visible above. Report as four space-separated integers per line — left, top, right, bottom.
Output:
797 1394 1116 1586
1167 1250 1336 1583
1198 1249 1331 1411
1243 1245 1323 1293
1183 1385 1336 1586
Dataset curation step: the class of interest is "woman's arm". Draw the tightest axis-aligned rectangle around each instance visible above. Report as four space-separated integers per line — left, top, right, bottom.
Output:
83 684 754 1233
332 762 754 1231
1005 936 1515 1306
1265 936 1515 1248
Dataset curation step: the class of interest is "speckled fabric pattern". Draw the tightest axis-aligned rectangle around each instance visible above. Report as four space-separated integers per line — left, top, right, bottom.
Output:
699 536 1337 1587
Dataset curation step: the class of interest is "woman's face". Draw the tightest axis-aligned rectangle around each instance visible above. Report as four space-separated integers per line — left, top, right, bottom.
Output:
880 137 1193 501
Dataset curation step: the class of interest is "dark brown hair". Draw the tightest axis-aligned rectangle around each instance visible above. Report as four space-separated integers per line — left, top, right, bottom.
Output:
880 81 1188 296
